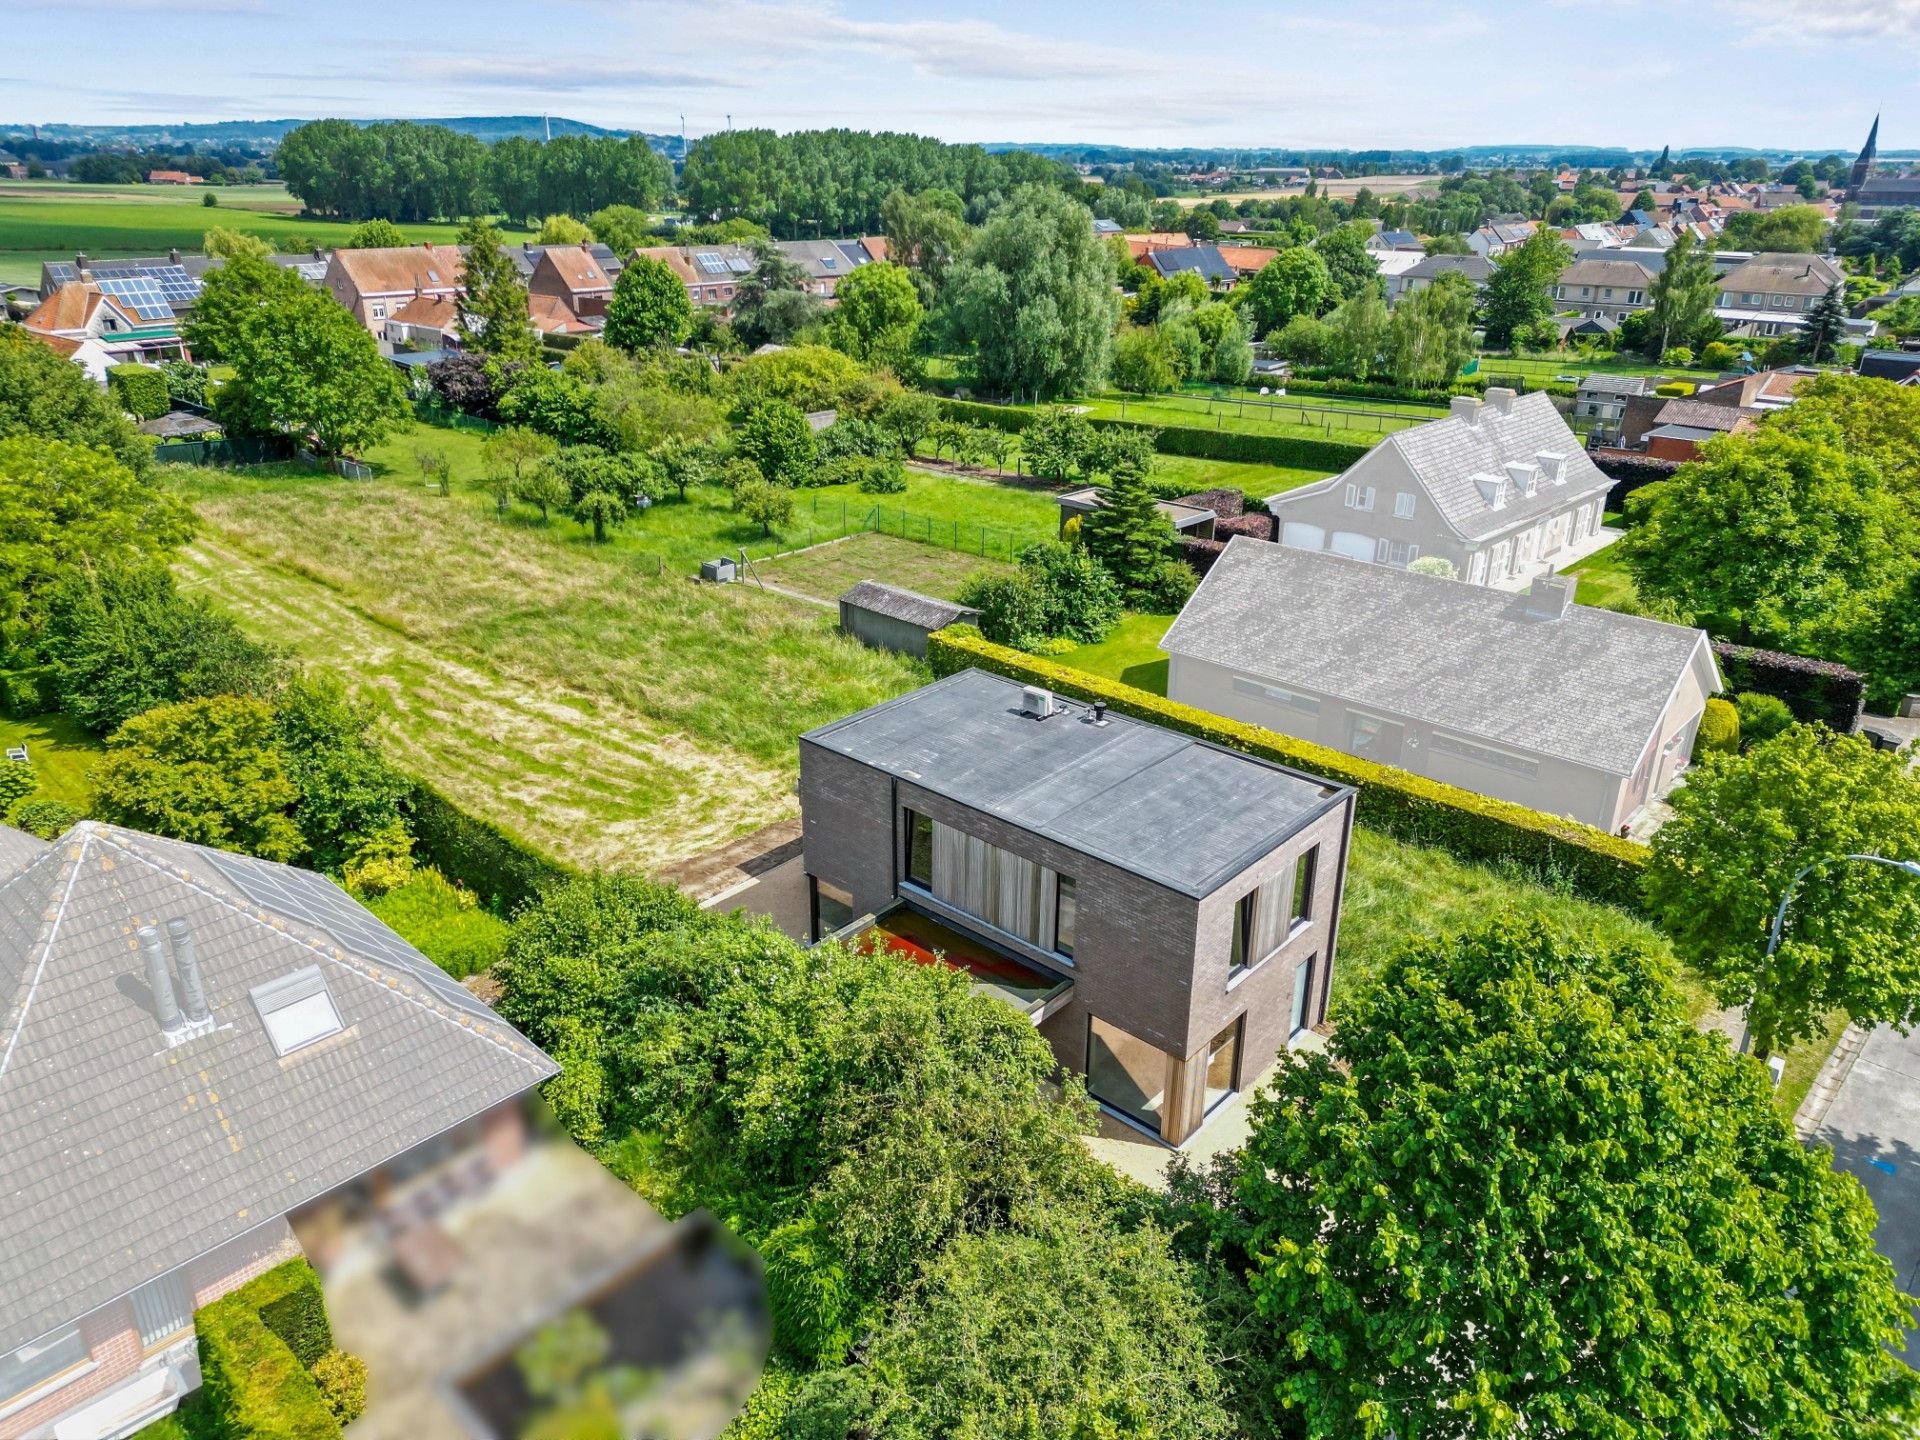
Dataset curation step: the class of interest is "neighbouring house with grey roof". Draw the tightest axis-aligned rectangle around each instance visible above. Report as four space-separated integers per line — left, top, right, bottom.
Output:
1574 373 1657 437
1553 256 1655 320
1144 243 1238 288
1714 252 1845 337
798 669 1356 1144
0 823 557 1440
837 581 980 659
1161 541 1721 833
1392 251 1492 304
1265 389 1616 589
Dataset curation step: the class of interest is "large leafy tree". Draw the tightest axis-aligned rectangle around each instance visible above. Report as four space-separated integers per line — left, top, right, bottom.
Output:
1231 917 1920 1439
1644 727 1920 1054
184 251 311 363
1241 247 1332 337
585 204 652 257
1617 426 1912 649
91 695 304 863
1481 227 1573 347
936 185 1119 401
732 240 824 349
1773 372 1920 501
823 261 923 370
455 218 539 362
213 283 407 456
1386 269 1476 389
272 672 408 874
1316 222 1382 302
735 398 818 485
603 254 693 352
0 327 151 475
880 187 971 301
1723 203 1828 254
1639 230 1719 358
0 438 192 658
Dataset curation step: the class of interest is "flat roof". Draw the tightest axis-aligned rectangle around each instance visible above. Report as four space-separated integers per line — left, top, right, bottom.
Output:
801 669 1347 897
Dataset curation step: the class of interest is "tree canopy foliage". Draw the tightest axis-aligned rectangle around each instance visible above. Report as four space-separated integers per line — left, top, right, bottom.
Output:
0 326 153 476
604 254 693 352
1481 227 1573 347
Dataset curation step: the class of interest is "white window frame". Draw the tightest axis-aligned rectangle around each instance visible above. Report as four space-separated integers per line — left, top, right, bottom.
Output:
1393 491 1416 519
1343 483 1375 512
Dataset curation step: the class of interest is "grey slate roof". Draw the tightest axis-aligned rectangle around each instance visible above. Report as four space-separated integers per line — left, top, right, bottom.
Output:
1558 257 1655 289
838 581 976 631
0 824 47 881
802 670 1347 897
1147 243 1237 286
1160 540 1717 776
0 823 556 1354
1404 253 1492 283
1577 373 1657 399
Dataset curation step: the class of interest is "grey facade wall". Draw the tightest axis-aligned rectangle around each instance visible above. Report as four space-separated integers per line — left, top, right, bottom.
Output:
837 603 978 660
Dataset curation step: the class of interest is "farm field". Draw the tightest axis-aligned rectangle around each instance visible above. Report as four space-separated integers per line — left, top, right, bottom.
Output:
166 464 928 873
751 532 1011 603
0 180 527 286
1171 175 1438 206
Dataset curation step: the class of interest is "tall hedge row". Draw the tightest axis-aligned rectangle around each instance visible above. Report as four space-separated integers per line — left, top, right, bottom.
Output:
107 364 170 421
926 628 1649 909
934 398 1372 475
406 780 571 914
194 1262 339 1440
1712 641 1866 734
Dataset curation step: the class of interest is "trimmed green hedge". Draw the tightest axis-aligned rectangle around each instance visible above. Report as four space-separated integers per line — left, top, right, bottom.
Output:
934 397 1371 474
195 1261 339 1440
0 665 57 718
927 627 1648 908
406 780 571 914
108 364 170 420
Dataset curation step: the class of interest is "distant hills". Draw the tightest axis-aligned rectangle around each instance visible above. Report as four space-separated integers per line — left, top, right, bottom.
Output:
3 115 685 155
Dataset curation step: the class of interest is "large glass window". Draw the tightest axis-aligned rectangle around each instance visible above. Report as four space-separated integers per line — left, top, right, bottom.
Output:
1204 1019 1241 1115
1229 891 1255 973
1290 953 1319 1036
1054 876 1077 959
0 1325 87 1405
905 810 932 889
811 877 854 941
1087 1016 1171 1134
1289 848 1317 928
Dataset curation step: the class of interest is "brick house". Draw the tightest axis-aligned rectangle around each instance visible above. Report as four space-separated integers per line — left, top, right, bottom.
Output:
631 243 754 311
527 243 614 320
798 670 1356 1145
323 244 464 333
0 823 556 1440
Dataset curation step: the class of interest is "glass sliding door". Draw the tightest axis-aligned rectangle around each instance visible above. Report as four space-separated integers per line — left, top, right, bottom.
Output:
1087 1016 1172 1134
1203 1018 1241 1115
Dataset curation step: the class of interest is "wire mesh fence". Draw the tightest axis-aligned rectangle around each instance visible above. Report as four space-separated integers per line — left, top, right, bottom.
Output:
734 497 1037 571
1105 390 1438 436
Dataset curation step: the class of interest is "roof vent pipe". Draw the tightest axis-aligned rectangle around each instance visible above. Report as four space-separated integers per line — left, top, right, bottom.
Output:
140 926 185 1035
165 918 210 1023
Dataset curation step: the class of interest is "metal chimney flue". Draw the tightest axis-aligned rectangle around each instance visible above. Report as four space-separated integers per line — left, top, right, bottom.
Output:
165 918 210 1023
140 926 184 1035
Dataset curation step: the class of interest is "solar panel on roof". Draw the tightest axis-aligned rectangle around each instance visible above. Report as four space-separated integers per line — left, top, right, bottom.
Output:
695 252 729 274
97 276 174 322
728 257 752 274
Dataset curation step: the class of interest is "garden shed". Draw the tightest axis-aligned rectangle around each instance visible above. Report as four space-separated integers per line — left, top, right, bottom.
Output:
838 581 980 659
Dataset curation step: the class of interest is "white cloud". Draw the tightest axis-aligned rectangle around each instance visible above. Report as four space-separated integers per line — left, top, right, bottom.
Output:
1721 0 1920 43
417 54 744 92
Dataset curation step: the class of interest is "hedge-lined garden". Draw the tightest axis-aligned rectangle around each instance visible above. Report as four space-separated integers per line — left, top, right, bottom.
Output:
188 1261 364 1440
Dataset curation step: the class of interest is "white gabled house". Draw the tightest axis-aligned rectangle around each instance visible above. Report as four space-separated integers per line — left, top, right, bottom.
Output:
1266 388 1616 589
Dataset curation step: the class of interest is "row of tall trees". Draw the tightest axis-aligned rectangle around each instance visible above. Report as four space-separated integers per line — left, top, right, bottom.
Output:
276 120 672 224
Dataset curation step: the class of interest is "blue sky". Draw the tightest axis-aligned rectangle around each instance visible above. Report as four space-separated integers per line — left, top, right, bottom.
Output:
8 0 1916 152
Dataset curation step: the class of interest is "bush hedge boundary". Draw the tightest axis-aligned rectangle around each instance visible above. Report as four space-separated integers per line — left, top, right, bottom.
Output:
1711 640 1865 734
194 1261 339 1440
406 780 572 915
934 398 1372 474
927 627 1648 908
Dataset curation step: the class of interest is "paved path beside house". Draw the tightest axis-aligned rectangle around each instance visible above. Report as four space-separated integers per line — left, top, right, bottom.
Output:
655 819 804 909
1806 1022 1920 1365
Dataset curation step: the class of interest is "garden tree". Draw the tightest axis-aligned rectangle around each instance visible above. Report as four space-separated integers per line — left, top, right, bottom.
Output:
497 368 609 447
1617 428 1912 650
182 250 309 363
798 1215 1232 1439
200 226 271 260
1241 247 1332 337
657 438 721 500
513 464 572 523
342 218 407 249
0 438 192 657
727 343 868 414
1723 203 1828 254
1861 564 1920 710
1481 227 1573 347
734 475 795 536
876 390 941 457
1801 282 1849 363
597 380 722 455
1268 312 1332 365
535 213 592 245
1129 270 1210 326
212 283 407 456
91 696 304 863
0 329 150 476
1874 293 1920 339
822 261 923 371
1323 287 1392 382
412 445 451 496
1021 405 1095 481
1644 728 1920 1055
732 241 824 349
585 204 651 257
271 673 408 873
1421 230 1471 254
425 352 515 421
958 540 1122 649
1190 302 1253 384
603 255 694 352
477 426 558 516
1182 207 1222 241
1111 326 1180 394
544 445 665 505
880 187 971 301
455 218 539 363
1385 269 1476 389
1773 372 1920 502
935 185 1119 402
736 398 819 484
1156 304 1209 382
569 487 627 544
1643 230 1721 358
1316 222 1382 302
1079 447 1183 606
1222 917 1920 1439
38 564 282 735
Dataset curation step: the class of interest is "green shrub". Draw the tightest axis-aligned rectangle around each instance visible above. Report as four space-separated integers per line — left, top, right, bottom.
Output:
1733 691 1795 748
1653 381 1696 398
307 1351 366 1426
1697 696 1740 754
0 665 58 718
927 626 1648 906
718 1364 805 1440
108 364 171 420
0 761 32 813
8 797 81 837
407 781 571 912
367 867 510 978
761 1217 857 1366
855 456 907 494
195 1261 339 1440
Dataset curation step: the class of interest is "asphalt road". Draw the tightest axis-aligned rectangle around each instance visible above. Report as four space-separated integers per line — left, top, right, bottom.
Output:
1812 1023 1920 1364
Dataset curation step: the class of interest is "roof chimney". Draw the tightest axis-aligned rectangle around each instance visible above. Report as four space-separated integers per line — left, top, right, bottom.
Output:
1450 395 1482 426
1485 387 1518 416
165 918 210 1023
169 247 181 266
1523 572 1578 621
140 926 185 1036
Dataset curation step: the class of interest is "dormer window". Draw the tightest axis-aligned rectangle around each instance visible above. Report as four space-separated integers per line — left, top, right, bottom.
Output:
251 966 344 1056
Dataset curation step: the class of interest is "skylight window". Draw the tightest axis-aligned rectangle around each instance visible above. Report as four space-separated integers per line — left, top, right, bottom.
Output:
251 966 344 1056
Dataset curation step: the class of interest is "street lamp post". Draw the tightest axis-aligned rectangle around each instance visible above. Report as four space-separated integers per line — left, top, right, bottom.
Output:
1743 853 1920 1056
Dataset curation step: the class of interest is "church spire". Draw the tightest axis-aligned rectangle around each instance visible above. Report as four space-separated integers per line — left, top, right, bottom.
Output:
1850 114 1880 192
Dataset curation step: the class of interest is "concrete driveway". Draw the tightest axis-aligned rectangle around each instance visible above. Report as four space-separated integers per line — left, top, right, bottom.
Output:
1809 1023 1920 1363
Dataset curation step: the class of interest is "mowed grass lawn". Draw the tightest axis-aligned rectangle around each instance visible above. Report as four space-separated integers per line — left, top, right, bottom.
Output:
1566 538 1646 615
166 462 930 873
1053 614 1176 694
0 712 104 810
754 532 1012 603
